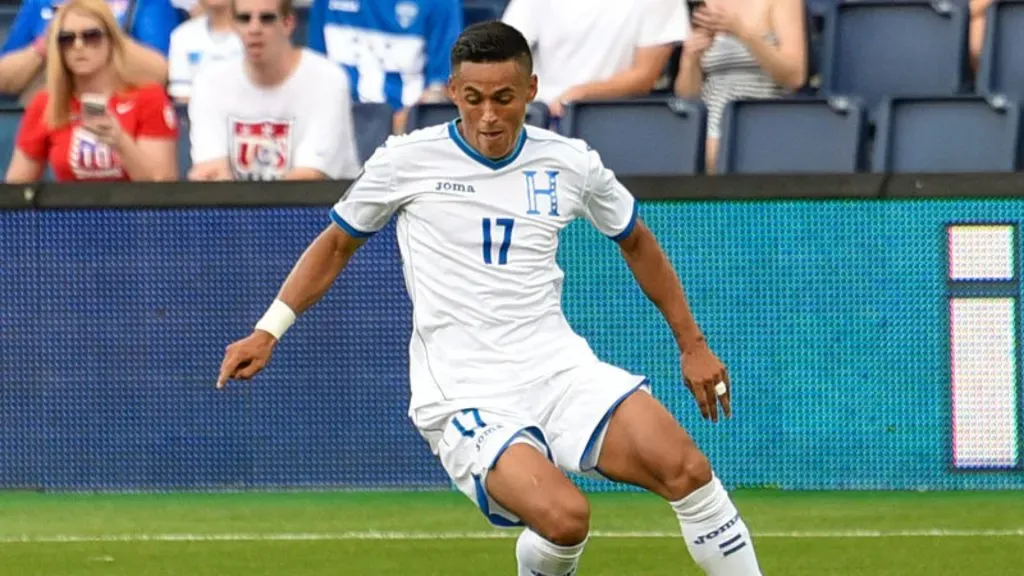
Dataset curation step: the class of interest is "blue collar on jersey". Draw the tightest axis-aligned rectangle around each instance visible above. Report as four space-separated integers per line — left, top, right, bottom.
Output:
447 120 527 170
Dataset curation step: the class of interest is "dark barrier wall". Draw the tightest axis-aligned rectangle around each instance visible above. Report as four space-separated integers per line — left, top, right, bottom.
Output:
2 175 1024 491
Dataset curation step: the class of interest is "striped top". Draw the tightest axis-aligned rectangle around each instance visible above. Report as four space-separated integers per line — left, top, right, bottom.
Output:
700 32 786 138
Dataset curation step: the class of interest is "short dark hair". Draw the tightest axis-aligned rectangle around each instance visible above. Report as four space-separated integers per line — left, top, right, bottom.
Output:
450 21 533 75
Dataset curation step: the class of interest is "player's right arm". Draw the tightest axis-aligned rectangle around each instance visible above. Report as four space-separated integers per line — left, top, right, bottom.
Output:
215 224 365 388
216 144 400 389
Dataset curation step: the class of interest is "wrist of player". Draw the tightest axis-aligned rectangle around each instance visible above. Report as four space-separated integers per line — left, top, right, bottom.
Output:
255 299 297 341
676 330 706 353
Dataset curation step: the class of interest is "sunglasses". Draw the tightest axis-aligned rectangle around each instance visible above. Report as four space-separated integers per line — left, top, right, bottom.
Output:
233 11 280 24
57 28 106 48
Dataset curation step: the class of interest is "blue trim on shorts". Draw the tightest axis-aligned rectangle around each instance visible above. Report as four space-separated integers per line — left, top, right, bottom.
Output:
470 425 551 528
579 379 649 472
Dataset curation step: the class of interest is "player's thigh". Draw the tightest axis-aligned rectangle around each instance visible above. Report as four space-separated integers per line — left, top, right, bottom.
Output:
597 390 713 501
542 361 650 476
487 443 591 545
433 407 586 542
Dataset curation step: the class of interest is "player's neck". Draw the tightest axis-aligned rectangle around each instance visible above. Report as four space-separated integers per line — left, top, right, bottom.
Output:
455 119 520 160
206 7 232 31
246 46 302 87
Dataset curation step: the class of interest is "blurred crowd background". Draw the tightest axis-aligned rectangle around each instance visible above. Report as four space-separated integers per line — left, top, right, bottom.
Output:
0 0 1019 184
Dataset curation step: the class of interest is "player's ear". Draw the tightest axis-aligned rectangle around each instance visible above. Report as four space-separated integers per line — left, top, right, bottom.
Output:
527 74 538 103
446 72 458 103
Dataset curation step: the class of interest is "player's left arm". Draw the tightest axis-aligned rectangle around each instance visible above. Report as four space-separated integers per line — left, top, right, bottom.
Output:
617 220 733 422
584 150 732 421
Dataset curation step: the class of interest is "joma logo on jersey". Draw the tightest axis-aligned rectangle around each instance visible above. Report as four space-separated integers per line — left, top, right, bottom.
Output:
435 181 476 193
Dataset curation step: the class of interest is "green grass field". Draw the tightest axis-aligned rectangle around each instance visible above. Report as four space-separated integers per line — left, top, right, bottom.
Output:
2 490 1023 575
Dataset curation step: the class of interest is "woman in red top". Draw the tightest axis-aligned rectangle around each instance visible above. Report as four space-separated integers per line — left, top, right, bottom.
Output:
4 0 178 183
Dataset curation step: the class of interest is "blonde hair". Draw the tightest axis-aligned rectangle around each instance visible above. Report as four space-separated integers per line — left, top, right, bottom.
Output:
44 0 132 128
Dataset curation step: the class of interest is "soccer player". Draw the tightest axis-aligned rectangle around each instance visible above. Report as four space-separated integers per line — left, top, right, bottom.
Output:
216 21 763 576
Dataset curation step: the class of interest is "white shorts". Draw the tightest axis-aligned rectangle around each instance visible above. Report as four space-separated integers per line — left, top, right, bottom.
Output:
415 360 649 528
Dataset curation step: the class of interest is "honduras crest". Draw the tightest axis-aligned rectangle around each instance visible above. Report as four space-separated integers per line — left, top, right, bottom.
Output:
395 1 418 29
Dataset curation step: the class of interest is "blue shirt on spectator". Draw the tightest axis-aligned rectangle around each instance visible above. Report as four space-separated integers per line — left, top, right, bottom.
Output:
307 0 462 111
1 0 181 57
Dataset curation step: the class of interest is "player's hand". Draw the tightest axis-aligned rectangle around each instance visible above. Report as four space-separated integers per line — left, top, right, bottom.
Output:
216 330 277 389
680 339 732 422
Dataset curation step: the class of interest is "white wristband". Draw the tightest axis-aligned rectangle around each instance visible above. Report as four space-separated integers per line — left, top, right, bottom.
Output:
255 299 297 340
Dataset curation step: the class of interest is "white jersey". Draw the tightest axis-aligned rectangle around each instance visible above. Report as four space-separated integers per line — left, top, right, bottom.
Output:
502 0 690 105
330 121 638 426
189 49 362 180
167 16 243 100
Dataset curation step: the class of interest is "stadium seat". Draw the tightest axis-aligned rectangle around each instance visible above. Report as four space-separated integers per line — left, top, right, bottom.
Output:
0 5 16 41
822 1 970 110
561 98 706 176
525 101 550 129
351 102 394 164
872 96 1021 173
175 104 191 180
406 103 460 131
405 101 551 132
0 105 23 178
977 0 1024 101
717 97 866 174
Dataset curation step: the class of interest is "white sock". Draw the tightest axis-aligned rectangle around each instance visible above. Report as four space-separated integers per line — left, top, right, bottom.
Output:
671 475 763 575
515 528 586 576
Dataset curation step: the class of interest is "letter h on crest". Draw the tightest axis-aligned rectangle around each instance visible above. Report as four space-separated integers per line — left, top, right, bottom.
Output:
524 170 559 216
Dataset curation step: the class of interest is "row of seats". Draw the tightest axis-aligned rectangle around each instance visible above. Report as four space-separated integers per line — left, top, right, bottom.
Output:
386 96 1024 175
817 0 1023 105
2 95 1021 178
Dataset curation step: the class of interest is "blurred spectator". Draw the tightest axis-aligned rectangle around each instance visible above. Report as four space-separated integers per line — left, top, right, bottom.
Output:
172 0 205 17
4 0 179 183
675 0 806 173
188 0 360 181
969 0 991 73
502 0 690 118
168 0 244 103
0 0 180 104
307 0 462 132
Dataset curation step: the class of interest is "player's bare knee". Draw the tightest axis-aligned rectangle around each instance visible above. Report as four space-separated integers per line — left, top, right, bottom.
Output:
534 489 590 546
661 448 713 501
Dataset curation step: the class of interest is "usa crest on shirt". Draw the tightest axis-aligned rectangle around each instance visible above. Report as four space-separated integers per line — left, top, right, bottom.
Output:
230 118 293 181
68 126 123 179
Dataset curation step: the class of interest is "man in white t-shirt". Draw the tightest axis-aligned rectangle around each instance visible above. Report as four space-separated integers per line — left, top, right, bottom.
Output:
187 0 360 181
216 21 763 576
503 0 691 117
168 0 244 103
